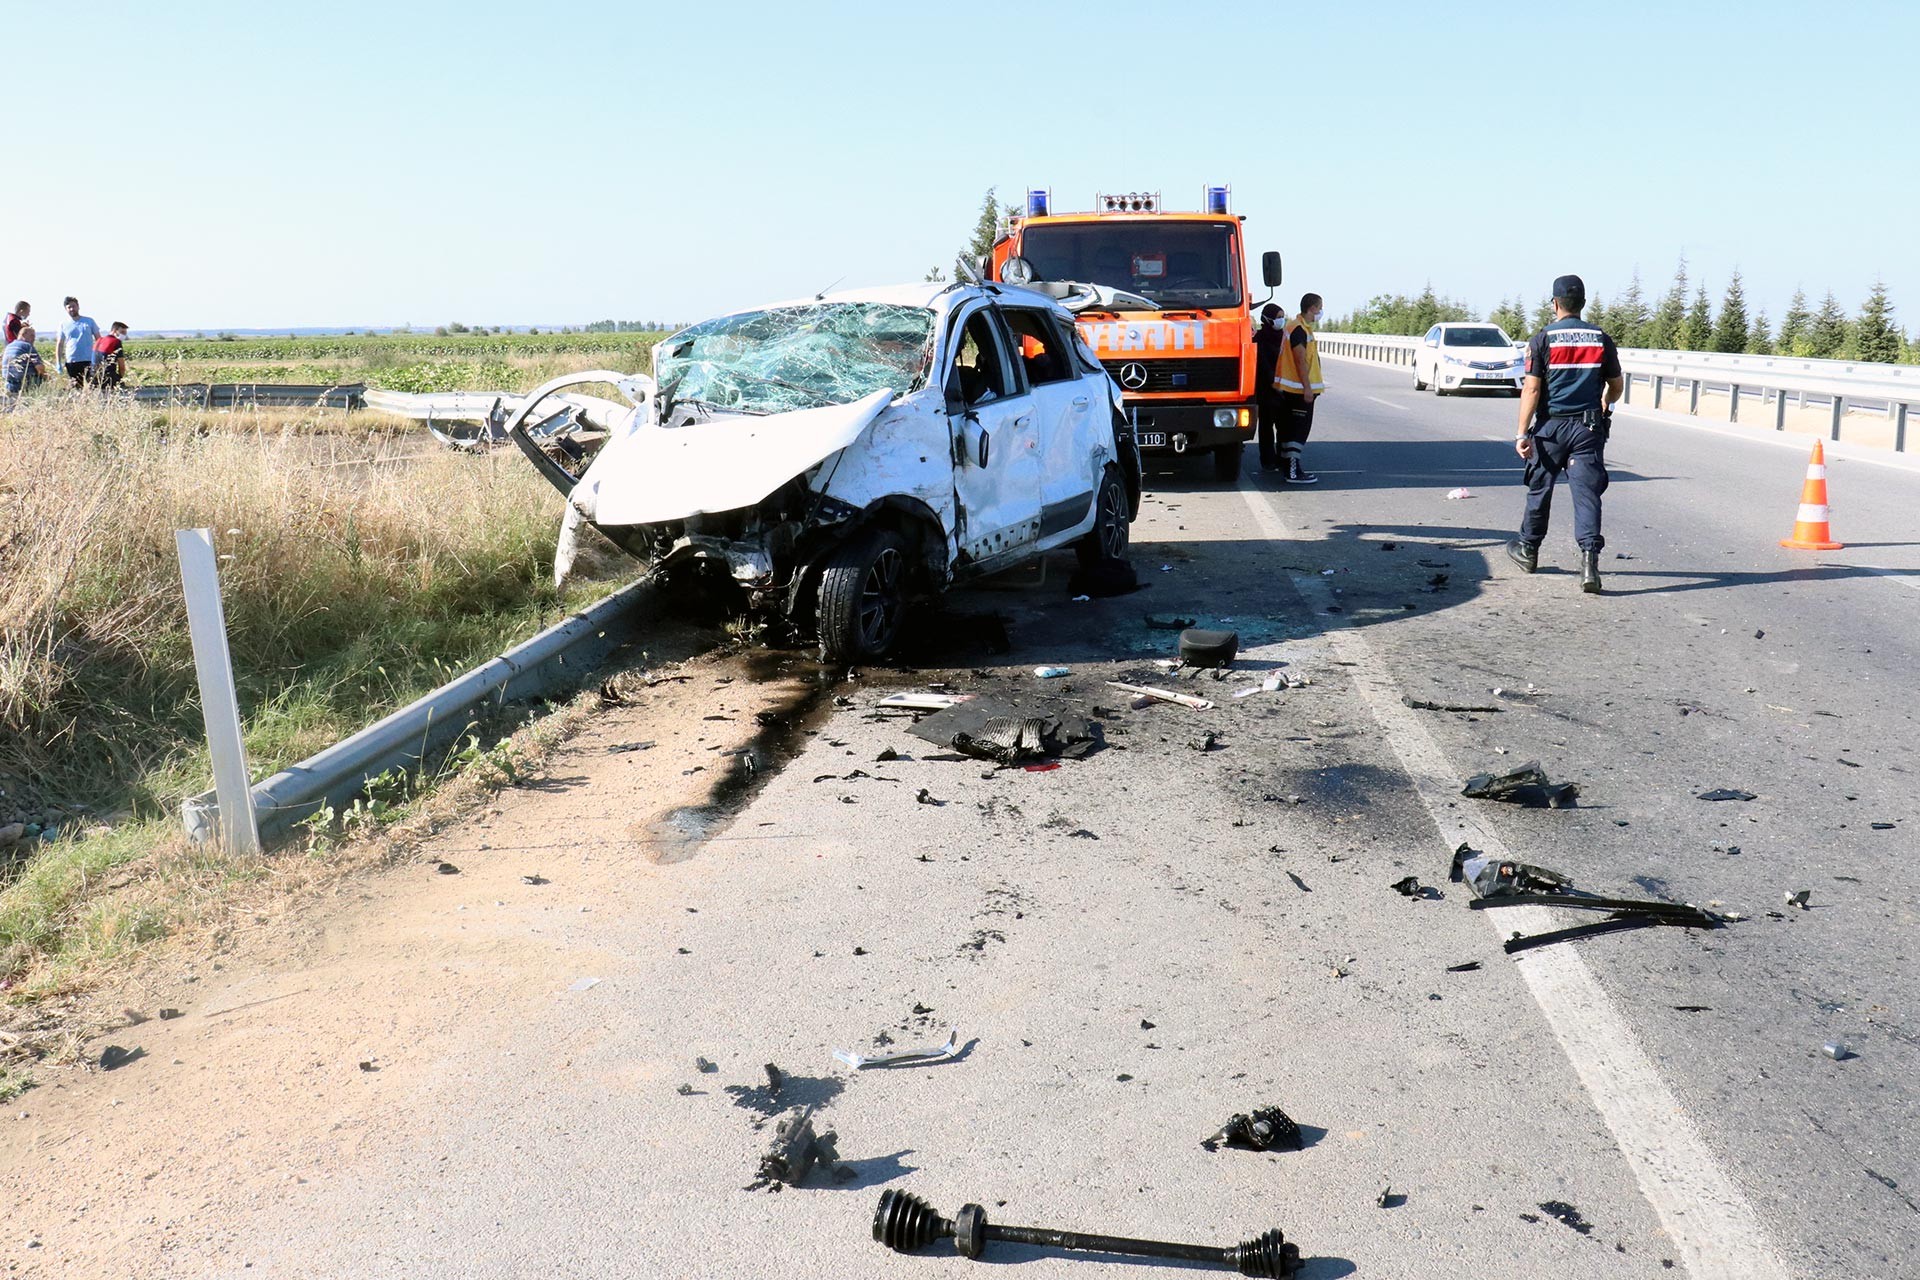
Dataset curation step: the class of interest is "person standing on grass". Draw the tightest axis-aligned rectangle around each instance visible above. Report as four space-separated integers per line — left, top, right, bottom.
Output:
55 296 100 389
4 325 48 396
1506 274 1623 594
1252 302 1288 471
3 301 27 345
1274 292 1326 484
92 321 130 388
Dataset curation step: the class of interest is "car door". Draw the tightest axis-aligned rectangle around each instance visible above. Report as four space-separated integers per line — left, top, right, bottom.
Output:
997 305 1099 548
1422 325 1441 382
945 304 1042 568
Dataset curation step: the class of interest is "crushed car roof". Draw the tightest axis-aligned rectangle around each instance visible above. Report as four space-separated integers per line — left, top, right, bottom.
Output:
718 281 1074 323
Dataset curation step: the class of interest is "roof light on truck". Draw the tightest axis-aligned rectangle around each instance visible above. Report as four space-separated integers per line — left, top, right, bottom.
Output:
1026 188 1051 217
1205 185 1231 216
1097 190 1160 213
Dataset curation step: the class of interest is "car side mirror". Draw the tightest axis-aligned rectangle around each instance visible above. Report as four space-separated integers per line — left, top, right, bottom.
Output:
1261 252 1282 288
977 431 991 468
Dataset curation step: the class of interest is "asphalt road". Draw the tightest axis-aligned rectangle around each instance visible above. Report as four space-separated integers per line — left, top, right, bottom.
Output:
11 359 1914 1279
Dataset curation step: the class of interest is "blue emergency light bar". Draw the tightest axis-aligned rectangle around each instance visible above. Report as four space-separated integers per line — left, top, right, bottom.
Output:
1027 188 1051 217
1205 185 1231 215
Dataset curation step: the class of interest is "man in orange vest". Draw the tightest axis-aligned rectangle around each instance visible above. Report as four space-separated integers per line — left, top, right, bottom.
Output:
1274 293 1325 484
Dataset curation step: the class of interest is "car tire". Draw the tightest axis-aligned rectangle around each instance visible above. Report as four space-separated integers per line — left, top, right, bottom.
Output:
1212 443 1243 482
1414 363 1427 391
1075 466 1131 568
817 528 909 662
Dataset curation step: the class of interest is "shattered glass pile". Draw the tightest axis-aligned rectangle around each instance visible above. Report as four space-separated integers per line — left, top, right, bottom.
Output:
654 303 934 417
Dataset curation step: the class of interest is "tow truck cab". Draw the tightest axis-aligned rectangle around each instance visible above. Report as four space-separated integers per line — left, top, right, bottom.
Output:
989 186 1281 481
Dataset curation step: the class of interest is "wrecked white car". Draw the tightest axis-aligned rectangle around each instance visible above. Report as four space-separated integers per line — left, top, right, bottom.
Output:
506 283 1143 660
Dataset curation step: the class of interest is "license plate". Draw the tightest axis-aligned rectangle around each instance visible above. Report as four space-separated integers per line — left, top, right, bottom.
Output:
1137 432 1167 447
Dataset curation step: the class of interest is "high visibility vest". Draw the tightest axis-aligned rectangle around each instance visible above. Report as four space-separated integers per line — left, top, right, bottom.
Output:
1276 319 1325 393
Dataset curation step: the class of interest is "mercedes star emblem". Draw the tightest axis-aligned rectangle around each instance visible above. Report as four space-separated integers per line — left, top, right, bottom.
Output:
1118 362 1148 390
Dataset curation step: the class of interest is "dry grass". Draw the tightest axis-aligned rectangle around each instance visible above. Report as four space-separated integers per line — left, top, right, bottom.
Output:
0 389 626 994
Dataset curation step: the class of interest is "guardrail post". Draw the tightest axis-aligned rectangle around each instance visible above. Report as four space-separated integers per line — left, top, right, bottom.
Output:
1622 372 1634 404
1774 388 1787 431
1652 375 1663 409
1895 402 1909 452
1830 396 1844 441
1729 383 1741 423
1687 378 1700 413
175 529 260 855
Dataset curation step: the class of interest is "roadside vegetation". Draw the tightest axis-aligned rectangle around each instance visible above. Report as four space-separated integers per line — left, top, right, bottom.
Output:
1331 264 1917 363
0 370 634 1005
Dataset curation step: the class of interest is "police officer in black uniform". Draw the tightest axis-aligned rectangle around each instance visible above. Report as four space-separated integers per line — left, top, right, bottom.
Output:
1506 275 1623 593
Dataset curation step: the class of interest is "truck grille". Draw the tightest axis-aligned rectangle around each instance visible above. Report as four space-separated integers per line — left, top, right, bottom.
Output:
1101 357 1240 394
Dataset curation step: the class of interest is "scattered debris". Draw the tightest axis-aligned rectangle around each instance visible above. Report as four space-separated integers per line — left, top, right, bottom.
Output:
677 1083 697 1096
1202 1107 1302 1153
1377 1184 1405 1208
1188 731 1222 753
99 1045 144 1071
696 1056 719 1073
1461 761 1579 808
1445 961 1482 973
1697 788 1757 802
1107 681 1214 711
358 1060 379 1072
750 1104 846 1190
878 692 962 711
158 1008 183 1020
1144 614 1198 631
1390 876 1441 900
520 874 549 885
764 1063 785 1093
606 740 656 753
434 861 461 875
1871 822 1896 831
1822 1040 1854 1061
1445 487 1474 499
1178 628 1240 669
1033 666 1072 679
1449 843 1571 898
834 1026 960 1070
915 788 944 806
1785 889 1811 910
1537 1201 1594 1235
567 977 602 993
1403 696 1502 713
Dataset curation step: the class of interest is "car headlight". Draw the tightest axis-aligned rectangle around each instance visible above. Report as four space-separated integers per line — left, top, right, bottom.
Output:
1212 408 1236 429
1442 354 1464 364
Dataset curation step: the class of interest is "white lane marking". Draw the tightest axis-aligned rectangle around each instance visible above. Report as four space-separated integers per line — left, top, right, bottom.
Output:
1862 566 1920 591
1236 477 1793 1280
1364 395 1408 411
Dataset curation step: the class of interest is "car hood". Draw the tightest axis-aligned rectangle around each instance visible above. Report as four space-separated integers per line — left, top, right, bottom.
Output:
569 388 898 526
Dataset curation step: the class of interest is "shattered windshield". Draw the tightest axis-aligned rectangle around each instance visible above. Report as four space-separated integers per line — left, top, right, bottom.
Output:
1018 222 1243 309
654 303 935 416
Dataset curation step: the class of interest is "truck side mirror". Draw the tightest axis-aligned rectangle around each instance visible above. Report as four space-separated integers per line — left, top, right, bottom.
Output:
1261 252 1282 288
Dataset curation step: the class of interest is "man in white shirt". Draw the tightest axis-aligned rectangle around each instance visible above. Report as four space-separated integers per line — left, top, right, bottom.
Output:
55 296 100 389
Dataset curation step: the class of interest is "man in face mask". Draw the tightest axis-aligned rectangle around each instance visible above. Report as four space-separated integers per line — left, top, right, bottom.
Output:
1251 303 1288 470
1274 292 1326 483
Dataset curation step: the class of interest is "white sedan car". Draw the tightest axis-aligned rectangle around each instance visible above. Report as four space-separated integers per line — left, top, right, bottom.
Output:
1413 322 1524 395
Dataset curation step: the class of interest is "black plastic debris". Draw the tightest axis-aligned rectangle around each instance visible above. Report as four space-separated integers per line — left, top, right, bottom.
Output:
876 747 900 762
749 1104 847 1190
520 874 549 885
915 788 944 806
952 717 1053 765
1697 788 1757 802
1538 1201 1594 1235
99 1045 144 1071
1445 961 1483 973
158 1008 183 1020
1449 843 1571 898
1188 730 1221 753
1144 614 1198 631
1404 696 1502 713
1377 1185 1405 1209
764 1063 785 1092
1202 1106 1302 1153
1461 761 1579 808
910 696 1103 766
434 861 461 875
1390 876 1441 900
606 740 656 753
1178 628 1239 668
1785 889 1811 910
1871 822 1896 830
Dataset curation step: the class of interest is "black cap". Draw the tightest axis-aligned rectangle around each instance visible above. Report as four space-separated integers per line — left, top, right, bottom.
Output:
1552 274 1586 306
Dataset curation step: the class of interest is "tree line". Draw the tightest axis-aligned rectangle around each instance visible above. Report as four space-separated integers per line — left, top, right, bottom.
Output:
1332 261 1916 364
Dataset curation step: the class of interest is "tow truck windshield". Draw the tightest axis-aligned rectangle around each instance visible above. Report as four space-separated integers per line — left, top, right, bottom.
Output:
1018 222 1242 310
656 302 933 416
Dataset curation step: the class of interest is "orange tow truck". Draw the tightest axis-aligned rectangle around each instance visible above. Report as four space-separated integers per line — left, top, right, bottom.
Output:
989 186 1281 480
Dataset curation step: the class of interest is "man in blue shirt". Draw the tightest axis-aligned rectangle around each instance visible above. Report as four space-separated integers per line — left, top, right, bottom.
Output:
4 325 48 395
1507 274 1623 593
55 296 100 389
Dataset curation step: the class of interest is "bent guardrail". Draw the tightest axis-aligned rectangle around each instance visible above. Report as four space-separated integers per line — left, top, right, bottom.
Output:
181 576 653 847
1318 332 1914 451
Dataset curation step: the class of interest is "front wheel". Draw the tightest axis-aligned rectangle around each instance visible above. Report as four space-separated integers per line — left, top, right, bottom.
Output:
817 529 909 661
1212 443 1243 482
1076 467 1132 568
1414 363 1428 391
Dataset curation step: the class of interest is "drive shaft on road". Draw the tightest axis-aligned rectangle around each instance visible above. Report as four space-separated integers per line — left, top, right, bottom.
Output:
872 1189 1300 1276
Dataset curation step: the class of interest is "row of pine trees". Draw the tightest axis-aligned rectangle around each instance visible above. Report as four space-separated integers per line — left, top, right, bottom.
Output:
1334 261 1914 363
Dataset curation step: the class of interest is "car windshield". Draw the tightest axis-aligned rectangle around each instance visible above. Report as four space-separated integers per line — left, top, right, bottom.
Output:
1018 222 1243 309
1443 327 1513 347
653 302 935 416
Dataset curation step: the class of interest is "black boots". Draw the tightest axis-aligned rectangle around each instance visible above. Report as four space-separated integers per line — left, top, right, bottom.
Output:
1505 541 1538 573
1580 550 1602 593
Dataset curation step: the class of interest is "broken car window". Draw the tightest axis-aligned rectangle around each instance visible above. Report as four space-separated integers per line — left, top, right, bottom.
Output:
1000 309 1075 385
655 303 934 417
951 310 1012 406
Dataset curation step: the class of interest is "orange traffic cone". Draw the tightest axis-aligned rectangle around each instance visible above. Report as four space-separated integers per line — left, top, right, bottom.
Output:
1779 441 1844 550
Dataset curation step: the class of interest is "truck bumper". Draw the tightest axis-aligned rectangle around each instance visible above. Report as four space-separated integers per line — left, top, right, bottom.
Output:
1121 402 1255 454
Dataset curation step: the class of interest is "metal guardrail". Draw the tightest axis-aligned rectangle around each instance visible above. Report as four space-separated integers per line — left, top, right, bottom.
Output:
181 576 653 847
1317 333 1914 451
130 382 366 409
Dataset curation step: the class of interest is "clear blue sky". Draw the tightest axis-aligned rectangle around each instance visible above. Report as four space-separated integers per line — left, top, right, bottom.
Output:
6 0 1912 331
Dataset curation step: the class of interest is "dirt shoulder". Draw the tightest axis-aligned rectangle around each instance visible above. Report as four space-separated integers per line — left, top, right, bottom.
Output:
0 645 821 1276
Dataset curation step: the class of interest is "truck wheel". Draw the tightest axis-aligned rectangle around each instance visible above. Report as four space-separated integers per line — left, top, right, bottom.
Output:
817 529 909 661
1212 443 1243 482
1075 467 1131 568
